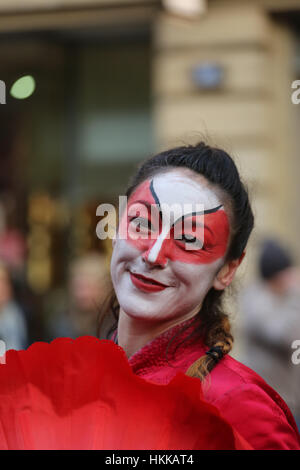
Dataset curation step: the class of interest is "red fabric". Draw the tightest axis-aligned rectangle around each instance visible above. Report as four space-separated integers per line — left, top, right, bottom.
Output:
0 337 251 450
125 319 300 450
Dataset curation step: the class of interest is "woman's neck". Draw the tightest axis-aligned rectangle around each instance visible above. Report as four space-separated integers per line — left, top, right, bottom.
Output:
117 307 200 358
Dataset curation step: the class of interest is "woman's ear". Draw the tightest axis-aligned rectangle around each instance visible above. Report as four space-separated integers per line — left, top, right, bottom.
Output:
213 251 246 291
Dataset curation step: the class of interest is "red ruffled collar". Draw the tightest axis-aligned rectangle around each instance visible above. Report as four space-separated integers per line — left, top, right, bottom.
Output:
113 316 205 375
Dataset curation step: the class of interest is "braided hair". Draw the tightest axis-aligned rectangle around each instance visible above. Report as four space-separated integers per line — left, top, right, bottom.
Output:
98 142 254 381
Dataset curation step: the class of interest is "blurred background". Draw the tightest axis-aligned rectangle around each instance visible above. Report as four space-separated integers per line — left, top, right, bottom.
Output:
0 0 300 422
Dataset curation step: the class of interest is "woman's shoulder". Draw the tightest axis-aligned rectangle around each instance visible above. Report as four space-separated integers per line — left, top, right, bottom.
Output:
211 352 281 393
208 353 295 422
206 354 300 449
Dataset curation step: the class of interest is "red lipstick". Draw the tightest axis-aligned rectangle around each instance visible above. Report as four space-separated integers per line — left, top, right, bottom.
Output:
129 272 168 292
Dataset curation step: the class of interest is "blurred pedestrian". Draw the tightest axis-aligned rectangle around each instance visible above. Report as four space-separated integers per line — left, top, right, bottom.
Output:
0 263 28 350
239 238 300 429
47 252 109 339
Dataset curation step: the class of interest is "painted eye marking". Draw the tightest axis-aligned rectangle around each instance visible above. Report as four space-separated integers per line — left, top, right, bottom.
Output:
150 180 162 217
127 180 224 249
179 234 196 242
150 178 223 232
127 199 160 236
172 205 223 230
128 216 154 233
175 235 204 251
124 178 229 262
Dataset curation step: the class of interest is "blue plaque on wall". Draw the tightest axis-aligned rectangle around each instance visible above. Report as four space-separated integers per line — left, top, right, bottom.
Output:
191 63 224 89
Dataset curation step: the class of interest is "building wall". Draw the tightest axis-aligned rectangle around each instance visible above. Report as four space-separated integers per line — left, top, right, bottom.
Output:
153 0 298 274
0 0 158 32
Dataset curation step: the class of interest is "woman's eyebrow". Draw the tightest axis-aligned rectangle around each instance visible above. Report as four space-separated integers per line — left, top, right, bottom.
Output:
150 179 222 227
150 179 161 209
128 199 150 209
128 200 162 224
129 183 222 235
174 218 212 235
128 200 158 212
172 206 222 234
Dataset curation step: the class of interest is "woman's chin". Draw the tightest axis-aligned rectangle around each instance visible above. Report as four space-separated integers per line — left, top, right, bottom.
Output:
120 305 163 321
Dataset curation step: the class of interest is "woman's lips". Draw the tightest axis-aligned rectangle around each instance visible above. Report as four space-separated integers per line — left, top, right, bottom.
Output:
129 271 168 292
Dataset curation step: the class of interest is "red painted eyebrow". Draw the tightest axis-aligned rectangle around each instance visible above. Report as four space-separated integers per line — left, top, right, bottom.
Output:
128 200 214 235
174 215 213 235
128 200 156 210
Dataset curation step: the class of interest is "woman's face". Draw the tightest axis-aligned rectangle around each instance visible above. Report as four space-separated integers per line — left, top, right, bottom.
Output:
110 169 230 324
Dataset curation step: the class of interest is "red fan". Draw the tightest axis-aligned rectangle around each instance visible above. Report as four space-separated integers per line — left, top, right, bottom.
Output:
0 337 251 450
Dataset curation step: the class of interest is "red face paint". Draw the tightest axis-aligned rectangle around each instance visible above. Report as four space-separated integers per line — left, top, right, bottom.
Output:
119 179 230 265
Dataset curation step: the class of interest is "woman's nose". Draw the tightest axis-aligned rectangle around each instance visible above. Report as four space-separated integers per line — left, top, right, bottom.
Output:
142 237 169 268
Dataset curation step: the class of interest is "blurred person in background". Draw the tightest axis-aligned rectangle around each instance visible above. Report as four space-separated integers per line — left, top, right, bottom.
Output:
0 263 28 351
239 238 300 429
48 252 109 340
0 195 26 278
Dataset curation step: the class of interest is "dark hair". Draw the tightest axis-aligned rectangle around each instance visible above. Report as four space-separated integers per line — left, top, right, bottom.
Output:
98 142 254 380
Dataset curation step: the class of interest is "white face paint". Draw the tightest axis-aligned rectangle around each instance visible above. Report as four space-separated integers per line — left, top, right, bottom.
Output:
110 169 230 324
145 172 220 262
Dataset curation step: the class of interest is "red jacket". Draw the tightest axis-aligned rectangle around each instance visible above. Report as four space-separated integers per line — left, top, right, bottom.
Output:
121 319 300 450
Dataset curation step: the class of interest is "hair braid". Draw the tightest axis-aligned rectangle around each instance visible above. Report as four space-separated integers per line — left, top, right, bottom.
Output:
179 285 234 381
186 314 233 381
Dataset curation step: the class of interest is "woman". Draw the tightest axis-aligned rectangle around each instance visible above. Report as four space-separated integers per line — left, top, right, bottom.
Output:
101 142 300 450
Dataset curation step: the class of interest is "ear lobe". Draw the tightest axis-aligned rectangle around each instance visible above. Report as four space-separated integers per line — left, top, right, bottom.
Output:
213 251 246 291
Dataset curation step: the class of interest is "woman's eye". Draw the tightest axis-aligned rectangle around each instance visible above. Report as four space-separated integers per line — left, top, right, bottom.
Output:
176 234 204 250
128 217 153 232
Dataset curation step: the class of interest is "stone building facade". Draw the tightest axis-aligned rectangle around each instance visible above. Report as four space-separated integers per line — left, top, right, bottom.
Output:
0 0 300 308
